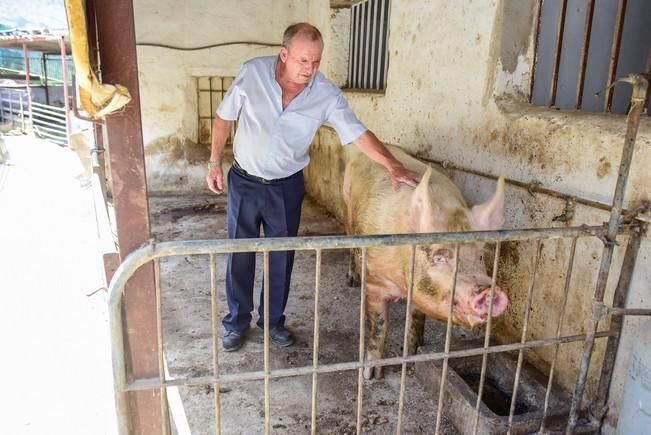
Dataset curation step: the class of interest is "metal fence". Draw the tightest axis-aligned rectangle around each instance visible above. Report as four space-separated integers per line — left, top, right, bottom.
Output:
0 88 27 130
0 88 68 145
108 74 649 434
109 223 646 434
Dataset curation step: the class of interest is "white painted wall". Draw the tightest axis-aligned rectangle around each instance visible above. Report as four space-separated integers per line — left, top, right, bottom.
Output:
133 0 311 193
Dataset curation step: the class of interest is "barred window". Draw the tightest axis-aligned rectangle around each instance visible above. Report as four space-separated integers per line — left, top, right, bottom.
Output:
530 0 651 115
347 0 391 90
196 76 237 145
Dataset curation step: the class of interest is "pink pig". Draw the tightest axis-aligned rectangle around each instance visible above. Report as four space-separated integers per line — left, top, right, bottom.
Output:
343 146 508 379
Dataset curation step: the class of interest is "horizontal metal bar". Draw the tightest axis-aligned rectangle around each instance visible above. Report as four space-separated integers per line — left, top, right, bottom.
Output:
124 330 615 392
34 123 67 134
31 107 66 118
32 117 66 128
31 101 66 112
31 107 67 119
108 226 636 319
609 308 651 316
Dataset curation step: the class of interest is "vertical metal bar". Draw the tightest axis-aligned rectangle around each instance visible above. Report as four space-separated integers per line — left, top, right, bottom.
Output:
508 241 542 434
21 43 33 129
644 47 651 114
566 74 648 434
356 248 367 435
42 53 50 105
549 0 568 107
396 244 416 434
357 2 366 89
93 0 162 429
210 254 222 435
473 242 502 435
435 243 461 435
603 0 627 112
592 228 645 423
352 4 360 89
263 250 271 435
209 76 214 144
529 0 543 104
539 237 577 434
310 249 322 435
59 36 71 146
197 77 201 145
19 91 25 132
575 0 595 109
0 89 5 123
347 5 355 88
363 0 373 89
369 0 379 90
154 259 171 435
377 0 387 90
382 0 391 89
109 277 131 435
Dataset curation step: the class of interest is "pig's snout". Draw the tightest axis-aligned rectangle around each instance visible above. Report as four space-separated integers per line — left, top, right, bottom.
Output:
471 287 508 318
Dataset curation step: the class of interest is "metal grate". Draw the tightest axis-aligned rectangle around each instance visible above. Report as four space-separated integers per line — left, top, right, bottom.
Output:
347 0 391 90
196 76 237 145
530 0 651 114
109 75 650 434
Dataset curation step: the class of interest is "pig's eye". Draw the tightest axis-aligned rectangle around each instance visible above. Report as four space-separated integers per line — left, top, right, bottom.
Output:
432 248 453 265
479 254 484 262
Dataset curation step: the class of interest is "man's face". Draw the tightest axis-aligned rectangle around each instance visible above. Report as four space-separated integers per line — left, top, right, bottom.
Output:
279 36 323 85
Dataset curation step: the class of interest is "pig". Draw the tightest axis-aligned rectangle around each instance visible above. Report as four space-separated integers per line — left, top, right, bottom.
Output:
342 145 508 379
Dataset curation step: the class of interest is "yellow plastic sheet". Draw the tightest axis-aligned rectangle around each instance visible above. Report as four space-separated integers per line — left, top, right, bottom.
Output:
64 0 131 119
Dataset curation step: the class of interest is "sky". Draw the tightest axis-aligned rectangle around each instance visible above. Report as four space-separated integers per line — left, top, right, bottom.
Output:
0 0 67 30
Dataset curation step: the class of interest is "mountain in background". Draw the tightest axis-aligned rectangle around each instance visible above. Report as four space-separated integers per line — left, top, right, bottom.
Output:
0 0 67 30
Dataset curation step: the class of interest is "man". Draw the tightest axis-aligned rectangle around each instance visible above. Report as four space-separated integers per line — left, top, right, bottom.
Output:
206 23 419 352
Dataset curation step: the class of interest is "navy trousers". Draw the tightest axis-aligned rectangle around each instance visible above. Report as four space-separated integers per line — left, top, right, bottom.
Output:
222 166 305 334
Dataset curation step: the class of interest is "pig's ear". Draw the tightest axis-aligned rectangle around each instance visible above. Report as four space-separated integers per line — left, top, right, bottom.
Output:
471 176 505 231
409 167 442 232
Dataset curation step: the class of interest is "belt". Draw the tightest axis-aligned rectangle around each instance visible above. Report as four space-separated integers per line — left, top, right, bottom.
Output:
231 160 299 185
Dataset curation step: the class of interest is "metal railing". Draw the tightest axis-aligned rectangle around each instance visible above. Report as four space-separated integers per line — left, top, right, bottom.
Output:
0 88 27 130
0 89 69 145
109 74 649 434
108 222 647 435
31 101 67 145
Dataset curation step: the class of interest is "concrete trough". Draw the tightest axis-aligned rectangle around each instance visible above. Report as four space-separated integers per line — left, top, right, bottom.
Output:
415 337 570 434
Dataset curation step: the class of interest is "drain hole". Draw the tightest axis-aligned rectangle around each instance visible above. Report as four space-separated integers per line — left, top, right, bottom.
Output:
462 374 531 416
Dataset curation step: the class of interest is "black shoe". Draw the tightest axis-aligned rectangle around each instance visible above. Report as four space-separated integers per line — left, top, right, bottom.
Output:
268 325 294 347
222 330 246 352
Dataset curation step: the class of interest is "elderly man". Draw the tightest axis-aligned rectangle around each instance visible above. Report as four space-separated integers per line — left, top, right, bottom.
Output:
207 23 419 352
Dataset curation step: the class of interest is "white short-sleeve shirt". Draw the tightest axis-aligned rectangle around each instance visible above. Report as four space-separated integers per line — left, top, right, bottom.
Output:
217 56 367 179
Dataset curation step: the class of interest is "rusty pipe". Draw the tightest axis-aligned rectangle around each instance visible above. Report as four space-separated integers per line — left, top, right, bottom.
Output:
566 73 649 434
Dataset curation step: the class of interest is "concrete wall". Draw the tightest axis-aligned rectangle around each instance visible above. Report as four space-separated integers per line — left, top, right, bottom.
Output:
134 0 650 431
304 1 650 432
133 0 311 193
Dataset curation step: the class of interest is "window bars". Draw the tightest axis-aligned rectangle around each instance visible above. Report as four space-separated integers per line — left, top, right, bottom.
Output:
530 0 651 115
348 0 391 90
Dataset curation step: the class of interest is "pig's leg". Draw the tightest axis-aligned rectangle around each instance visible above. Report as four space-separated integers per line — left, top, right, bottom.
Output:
347 248 361 287
407 309 426 355
364 290 388 380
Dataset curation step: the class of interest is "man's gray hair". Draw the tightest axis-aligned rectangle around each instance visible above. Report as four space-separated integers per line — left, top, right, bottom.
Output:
282 23 323 48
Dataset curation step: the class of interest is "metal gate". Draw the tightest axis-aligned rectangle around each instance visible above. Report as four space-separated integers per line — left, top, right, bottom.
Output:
108 75 649 434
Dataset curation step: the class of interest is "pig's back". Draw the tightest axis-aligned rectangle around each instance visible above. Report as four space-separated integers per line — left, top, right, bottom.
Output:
344 145 469 235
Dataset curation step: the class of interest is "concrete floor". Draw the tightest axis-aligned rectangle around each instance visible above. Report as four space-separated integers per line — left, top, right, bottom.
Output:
149 193 461 434
0 133 116 434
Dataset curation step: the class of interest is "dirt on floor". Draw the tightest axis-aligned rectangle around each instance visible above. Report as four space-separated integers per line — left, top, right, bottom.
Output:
149 193 463 434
